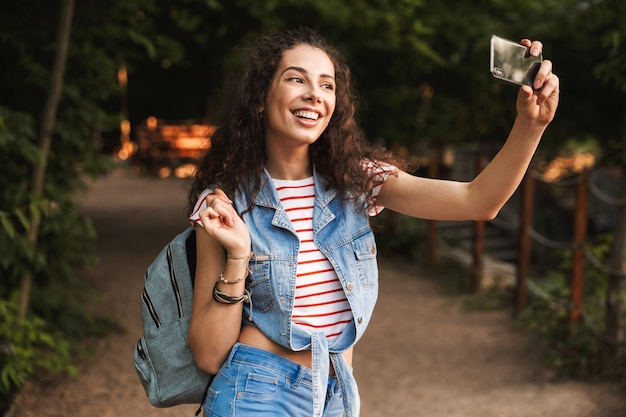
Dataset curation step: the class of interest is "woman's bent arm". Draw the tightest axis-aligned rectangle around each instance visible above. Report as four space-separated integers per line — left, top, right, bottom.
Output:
188 189 252 374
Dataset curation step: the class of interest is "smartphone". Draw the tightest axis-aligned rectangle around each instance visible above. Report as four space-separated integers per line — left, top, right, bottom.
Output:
490 35 542 87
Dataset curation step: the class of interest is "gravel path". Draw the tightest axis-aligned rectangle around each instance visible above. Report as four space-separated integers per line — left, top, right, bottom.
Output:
7 169 626 417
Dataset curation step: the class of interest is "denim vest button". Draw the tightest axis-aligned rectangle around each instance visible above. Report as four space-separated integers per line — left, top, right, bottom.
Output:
370 245 376 254
346 282 354 291
357 317 363 324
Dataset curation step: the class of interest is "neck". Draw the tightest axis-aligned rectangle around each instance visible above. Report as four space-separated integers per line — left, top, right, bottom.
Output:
265 159 313 180
265 145 312 180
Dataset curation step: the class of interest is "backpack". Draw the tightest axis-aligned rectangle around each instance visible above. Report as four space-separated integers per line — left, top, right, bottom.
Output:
133 227 214 412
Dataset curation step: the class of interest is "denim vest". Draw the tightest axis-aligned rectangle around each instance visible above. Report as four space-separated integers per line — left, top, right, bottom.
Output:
233 168 379 417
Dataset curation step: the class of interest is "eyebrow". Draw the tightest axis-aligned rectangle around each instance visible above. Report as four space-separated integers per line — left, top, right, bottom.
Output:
281 66 335 80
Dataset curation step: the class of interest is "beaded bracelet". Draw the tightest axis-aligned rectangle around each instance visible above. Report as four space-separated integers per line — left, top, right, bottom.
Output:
218 268 249 285
212 282 250 305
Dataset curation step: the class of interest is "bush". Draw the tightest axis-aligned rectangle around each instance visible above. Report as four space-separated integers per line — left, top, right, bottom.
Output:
0 106 119 409
0 300 77 413
516 235 626 378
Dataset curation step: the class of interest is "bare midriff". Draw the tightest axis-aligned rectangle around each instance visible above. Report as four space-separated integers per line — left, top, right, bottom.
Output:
238 324 353 375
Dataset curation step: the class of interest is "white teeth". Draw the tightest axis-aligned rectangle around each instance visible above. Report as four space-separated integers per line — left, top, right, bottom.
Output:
293 110 319 120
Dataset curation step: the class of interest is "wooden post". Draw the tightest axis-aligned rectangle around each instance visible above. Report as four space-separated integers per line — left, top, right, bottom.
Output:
472 153 487 293
570 171 589 324
426 147 439 267
516 173 535 315
604 167 626 369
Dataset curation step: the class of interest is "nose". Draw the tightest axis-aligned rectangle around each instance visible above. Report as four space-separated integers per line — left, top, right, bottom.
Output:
305 86 322 103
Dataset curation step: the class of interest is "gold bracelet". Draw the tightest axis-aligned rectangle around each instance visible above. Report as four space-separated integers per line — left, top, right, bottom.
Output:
226 252 252 261
219 268 248 285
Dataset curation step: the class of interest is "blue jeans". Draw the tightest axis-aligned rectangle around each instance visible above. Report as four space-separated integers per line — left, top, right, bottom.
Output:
203 343 344 417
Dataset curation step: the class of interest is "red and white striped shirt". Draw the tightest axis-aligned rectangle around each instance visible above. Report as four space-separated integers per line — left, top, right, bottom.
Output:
274 161 394 339
274 177 353 339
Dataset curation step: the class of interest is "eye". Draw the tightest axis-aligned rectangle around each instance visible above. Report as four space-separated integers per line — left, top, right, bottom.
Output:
321 82 335 91
287 76 304 83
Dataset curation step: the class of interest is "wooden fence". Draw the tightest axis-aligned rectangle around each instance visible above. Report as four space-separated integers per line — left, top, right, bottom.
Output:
426 150 626 349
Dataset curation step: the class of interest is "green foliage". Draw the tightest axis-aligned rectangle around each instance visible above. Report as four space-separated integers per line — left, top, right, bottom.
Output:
29 200 121 339
0 0 157 404
373 212 427 260
543 0 626 164
122 0 626 164
517 235 625 378
0 299 77 411
588 0 626 93
0 108 46 278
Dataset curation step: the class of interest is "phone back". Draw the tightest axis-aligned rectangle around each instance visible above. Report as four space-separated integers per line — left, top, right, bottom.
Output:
490 35 542 87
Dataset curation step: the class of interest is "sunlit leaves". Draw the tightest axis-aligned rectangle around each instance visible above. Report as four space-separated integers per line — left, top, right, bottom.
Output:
0 300 77 396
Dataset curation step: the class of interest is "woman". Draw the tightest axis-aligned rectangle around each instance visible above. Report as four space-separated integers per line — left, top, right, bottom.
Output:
187 27 559 417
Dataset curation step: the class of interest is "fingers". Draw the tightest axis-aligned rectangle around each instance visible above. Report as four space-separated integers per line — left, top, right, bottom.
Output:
520 71 559 106
199 189 238 228
516 38 559 123
195 189 251 255
532 60 559 106
520 39 542 57
533 58 553 91
213 188 232 204
538 72 560 107
518 70 560 125
520 38 550 91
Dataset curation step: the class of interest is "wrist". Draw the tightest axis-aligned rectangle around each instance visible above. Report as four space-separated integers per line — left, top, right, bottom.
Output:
218 267 249 285
512 116 547 138
226 251 252 261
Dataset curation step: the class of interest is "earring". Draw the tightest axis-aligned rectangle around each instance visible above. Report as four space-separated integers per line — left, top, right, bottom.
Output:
258 112 264 120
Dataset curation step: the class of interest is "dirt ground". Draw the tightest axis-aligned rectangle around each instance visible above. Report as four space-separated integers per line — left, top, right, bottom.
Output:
6 168 626 417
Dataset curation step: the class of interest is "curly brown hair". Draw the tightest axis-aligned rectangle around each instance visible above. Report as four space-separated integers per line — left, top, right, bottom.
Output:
187 27 401 214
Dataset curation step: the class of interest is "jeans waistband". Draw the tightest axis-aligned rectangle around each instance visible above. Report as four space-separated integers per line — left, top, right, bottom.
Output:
226 343 315 386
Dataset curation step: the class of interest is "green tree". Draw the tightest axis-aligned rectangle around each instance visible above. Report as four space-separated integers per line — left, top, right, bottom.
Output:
583 0 626 371
0 0 167 406
18 0 75 319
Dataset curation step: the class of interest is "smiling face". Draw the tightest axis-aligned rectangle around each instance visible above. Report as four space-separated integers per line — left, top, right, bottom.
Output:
261 44 336 154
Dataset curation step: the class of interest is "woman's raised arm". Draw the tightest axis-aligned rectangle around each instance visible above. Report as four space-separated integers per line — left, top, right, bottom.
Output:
377 40 559 222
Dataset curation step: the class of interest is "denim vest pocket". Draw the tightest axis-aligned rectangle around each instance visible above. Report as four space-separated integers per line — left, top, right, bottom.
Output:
247 254 273 312
351 232 378 288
